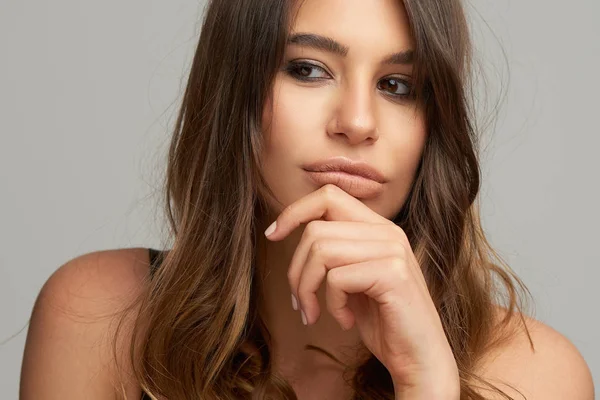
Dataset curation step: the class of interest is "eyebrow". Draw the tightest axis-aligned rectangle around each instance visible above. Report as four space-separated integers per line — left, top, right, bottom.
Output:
287 32 414 65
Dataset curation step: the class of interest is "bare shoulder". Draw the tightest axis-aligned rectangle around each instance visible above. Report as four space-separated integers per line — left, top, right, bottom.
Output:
20 247 151 400
474 305 595 400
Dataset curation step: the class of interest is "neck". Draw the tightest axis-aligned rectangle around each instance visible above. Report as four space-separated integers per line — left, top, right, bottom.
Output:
255 216 368 378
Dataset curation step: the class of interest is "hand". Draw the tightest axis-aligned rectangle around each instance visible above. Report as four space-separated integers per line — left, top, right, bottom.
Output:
264 184 460 398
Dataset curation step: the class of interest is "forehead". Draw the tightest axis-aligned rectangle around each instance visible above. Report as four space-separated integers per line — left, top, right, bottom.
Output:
289 0 415 51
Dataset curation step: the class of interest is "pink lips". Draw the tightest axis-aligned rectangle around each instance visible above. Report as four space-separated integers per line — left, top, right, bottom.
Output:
303 156 386 199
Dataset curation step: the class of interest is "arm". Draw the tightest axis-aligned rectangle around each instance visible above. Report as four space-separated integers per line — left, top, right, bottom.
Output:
20 248 149 399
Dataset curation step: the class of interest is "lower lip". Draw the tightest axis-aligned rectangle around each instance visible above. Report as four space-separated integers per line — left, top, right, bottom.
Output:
304 170 384 199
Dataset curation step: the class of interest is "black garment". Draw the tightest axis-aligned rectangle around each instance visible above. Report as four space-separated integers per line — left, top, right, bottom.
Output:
147 247 164 277
140 247 166 400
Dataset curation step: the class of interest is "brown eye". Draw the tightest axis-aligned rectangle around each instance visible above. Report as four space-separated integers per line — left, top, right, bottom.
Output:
284 62 329 81
297 65 313 78
378 78 411 96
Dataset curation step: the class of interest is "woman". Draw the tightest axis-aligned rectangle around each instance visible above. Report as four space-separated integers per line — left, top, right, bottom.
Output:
20 0 593 399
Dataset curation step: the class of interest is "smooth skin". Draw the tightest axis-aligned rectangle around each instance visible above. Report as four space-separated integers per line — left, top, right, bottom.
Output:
20 247 594 399
263 184 461 399
20 0 595 398
256 1 427 394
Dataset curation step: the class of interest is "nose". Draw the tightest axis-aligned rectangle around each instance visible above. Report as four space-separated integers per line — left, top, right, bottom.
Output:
327 81 379 145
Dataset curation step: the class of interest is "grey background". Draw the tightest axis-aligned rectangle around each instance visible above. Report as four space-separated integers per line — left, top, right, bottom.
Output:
0 0 597 398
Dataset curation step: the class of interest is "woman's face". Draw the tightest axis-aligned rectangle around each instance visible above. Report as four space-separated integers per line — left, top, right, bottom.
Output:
261 0 427 220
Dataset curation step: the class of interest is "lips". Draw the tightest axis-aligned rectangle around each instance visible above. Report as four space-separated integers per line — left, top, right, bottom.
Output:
303 156 386 199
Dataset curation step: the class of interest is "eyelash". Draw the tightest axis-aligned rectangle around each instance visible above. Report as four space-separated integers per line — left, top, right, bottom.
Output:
283 61 416 101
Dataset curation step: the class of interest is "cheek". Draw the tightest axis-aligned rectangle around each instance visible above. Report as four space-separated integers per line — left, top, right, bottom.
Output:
381 109 428 196
261 78 327 163
390 109 427 169
259 79 325 211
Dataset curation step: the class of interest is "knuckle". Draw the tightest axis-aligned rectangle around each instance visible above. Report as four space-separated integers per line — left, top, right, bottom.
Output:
283 204 294 217
310 239 326 257
297 281 309 299
325 269 340 288
304 220 320 238
389 257 407 277
392 223 408 242
326 297 339 316
322 183 340 198
393 241 406 257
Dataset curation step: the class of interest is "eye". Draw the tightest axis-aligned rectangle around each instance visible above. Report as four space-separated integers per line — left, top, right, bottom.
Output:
283 61 415 100
377 78 413 98
284 61 330 81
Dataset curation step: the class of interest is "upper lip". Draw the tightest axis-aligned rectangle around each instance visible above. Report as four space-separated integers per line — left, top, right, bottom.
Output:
303 156 386 183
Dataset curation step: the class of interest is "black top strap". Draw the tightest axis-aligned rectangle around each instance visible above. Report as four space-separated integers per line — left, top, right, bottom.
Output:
147 247 165 277
140 248 169 399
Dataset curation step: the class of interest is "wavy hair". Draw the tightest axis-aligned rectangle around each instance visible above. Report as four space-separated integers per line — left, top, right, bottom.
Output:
112 0 534 398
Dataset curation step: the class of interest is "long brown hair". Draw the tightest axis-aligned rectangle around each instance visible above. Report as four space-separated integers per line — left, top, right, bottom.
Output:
112 0 534 398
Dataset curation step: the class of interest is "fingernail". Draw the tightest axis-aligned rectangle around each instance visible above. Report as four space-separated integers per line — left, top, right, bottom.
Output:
301 309 308 325
264 221 277 237
291 293 298 311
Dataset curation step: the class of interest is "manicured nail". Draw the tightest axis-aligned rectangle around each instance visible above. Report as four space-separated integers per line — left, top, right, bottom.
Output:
291 293 298 311
264 221 277 237
301 309 308 325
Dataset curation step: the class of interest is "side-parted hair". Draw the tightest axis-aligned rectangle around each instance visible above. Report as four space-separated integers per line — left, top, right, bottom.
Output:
113 0 534 398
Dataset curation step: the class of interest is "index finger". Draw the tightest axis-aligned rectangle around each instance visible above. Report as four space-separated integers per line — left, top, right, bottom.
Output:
264 184 390 241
